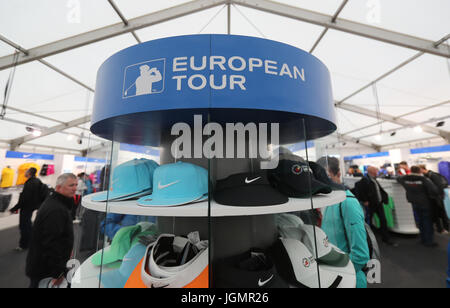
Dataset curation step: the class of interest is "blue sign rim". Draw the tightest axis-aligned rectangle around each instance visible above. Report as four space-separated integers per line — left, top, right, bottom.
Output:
91 34 337 146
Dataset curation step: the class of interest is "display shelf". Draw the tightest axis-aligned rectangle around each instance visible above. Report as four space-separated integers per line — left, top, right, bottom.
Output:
71 247 113 289
71 248 355 289
82 190 346 217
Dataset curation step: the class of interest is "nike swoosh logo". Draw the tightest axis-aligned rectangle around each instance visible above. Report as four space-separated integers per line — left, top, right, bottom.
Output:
258 275 274 287
158 180 180 190
245 177 261 184
23 154 32 158
151 283 169 289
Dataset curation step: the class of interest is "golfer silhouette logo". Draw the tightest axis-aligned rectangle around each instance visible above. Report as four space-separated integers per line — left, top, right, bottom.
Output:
123 59 165 98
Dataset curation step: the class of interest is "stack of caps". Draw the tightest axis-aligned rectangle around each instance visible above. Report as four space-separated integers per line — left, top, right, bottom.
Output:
138 162 208 207
269 224 353 288
92 159 159 202
213 154 334 207
268 153 332 198
91 223 159 288
141 232 209 288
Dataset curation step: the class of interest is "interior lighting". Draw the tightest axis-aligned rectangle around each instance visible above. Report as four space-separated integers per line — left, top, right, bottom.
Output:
413 126 423 133
67 135 74 141
32 130 42 137
375 135 382 141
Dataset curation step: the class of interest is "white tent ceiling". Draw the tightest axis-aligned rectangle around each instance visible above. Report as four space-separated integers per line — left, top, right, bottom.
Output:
0 0 449 156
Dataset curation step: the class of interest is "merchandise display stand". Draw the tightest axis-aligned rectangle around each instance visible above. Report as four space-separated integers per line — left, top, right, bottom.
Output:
83 191 346 217
379 179 420 235
344 177 420 235
79 34 355 288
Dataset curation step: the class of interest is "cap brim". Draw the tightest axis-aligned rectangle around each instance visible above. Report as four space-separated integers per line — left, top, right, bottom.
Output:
91 189 151 202
214 185 288 206
92 246 121 266
137 193 206 207
111 189 153 201
310 178 332 195
318 260 356 288
101 269 128 288
318 246 350 267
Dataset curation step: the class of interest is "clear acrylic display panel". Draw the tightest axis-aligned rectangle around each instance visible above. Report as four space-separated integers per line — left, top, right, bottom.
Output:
72 118 349 288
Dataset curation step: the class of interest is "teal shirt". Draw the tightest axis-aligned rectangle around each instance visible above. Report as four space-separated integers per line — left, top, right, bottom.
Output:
322 191 370 288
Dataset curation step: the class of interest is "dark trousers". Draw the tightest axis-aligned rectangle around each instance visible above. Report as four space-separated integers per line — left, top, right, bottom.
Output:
413 205 434 245
432 199 449 232
369 203 390 242
19 209 34 249
29 278 40 289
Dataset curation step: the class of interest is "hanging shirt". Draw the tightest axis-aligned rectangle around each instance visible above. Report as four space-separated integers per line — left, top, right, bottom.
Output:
46 165 55 176
16 163 40 186
1 167 14 188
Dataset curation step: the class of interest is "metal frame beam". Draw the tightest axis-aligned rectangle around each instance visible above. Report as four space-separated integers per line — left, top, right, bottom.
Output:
10 143 84 155
1 0 449 71
337 103 450 142
232 0 450 58
341 99 450 137
106 0 142 43
10 115 92 150
0 0 227 71
335 134 380 151
309 0 349 53
380 136 444 151
336 52 425 105
84 141 112 155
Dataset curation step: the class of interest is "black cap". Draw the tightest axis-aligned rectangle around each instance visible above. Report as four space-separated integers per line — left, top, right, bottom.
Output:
308 161 346 191
214 172 289 206
268 154 332 198
214 249 289 288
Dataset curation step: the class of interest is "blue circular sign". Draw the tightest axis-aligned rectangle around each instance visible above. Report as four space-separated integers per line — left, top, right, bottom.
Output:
91 35 336 145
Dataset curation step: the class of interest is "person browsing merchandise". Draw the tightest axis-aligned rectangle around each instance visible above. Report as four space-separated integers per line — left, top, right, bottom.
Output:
10 168 46 252
397 166 439 247
354 166 397 247
318 157 370 288
447 241 450 288
26 174 77 288
419 165 449 234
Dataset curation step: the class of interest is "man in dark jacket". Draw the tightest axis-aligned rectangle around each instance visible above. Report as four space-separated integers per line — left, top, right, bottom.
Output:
26 173 77 288
354 166 396 246
397 166 439 247
10 168 45 251
419 165 450 234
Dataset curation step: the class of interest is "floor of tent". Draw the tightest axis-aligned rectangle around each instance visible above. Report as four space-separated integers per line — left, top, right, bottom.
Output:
0 222 448 288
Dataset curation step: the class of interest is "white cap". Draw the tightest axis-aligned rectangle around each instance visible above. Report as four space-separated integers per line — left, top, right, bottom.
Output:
141 234 208 288
296 224 350 267
274 238 343 288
